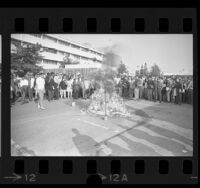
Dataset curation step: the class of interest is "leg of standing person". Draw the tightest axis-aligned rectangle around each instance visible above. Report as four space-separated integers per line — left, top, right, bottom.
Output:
145 88 147 100
179 92 182 105
29 86 33 101
56 88 59 100
21 86 26 103
60 89 63 98
38 90 45 109
63 89 66 99
150 88 152 101
70 91 73 100
48 90 51 101
49 90 53 101
182 92 185 103
141 86 144 99
147 89 150 100
139 86 141 99
153 89 156 102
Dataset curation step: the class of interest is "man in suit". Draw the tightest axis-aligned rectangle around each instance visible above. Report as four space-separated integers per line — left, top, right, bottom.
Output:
47 72 55 102
174 78 182 105
45 72 50 100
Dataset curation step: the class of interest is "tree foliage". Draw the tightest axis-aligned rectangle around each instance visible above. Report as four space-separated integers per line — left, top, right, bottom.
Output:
150 63 161 77
11 42 43 74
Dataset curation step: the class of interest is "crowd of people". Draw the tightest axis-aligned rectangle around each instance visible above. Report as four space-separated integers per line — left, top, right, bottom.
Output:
115 74 193 105
11 71 96 109
10 70 193 110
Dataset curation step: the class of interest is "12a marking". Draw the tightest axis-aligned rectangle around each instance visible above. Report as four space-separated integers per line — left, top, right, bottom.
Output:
109 174 128 182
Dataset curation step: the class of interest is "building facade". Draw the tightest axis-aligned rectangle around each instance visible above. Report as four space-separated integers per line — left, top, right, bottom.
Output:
11 34 104 70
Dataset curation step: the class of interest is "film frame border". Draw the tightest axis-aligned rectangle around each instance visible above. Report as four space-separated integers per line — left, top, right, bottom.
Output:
0 8 198 184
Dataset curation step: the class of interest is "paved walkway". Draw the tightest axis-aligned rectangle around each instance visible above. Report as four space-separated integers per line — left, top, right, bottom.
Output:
11 98 193 156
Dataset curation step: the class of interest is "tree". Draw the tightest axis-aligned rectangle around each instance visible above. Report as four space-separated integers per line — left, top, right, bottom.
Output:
150 63 161 77
117 62 127 75
11 42 43 75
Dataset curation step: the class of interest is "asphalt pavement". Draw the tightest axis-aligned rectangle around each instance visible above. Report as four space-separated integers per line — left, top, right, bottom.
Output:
11 98 193 156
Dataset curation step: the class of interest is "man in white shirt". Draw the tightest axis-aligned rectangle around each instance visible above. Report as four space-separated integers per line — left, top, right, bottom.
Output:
28 74 35 101
19 76 29 104
36 72 45 110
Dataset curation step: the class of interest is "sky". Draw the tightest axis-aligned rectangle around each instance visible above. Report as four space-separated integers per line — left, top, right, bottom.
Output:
57 34 193 75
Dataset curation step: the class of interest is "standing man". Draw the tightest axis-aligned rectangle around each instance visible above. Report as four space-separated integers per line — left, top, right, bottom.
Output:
54 74 60 100
134 77 139 100
129 77 135 99
45 73 50 100
19 76 29 104
28 73 35 101
36 72 45 109
157 77 163 103
144 77 148 100
59 77 67 99
48 72 55 102
147 77 153 101
153 77 158 102
138 76 143 99
73 78 79 99
174 78 182 105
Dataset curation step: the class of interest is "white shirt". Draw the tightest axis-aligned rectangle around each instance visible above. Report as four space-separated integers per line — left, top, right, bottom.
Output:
19 79 28 87
30 78 35 88
54 76 60 85
36 77 45 90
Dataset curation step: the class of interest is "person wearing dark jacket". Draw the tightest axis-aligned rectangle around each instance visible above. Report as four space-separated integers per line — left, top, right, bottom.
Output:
147 77 154 101
174 78 182 105
45 73 50 100
54 81 59 100
47 73 55 102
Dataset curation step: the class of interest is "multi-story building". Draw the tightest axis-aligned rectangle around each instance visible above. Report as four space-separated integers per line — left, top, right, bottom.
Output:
11 34 104 70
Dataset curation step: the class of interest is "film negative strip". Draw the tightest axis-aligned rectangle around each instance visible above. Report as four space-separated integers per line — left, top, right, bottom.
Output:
0 7 198 184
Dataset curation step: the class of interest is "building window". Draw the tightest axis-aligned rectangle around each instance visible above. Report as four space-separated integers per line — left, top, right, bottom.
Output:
81 48 89 52
43 47 57 54
43 35 57 43
43 59 57 65
71 44 80 50
59 40 70 47
58 51 65 56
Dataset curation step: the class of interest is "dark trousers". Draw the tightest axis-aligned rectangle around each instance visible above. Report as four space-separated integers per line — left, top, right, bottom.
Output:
28 87 33 100
185 90 189 103
147 89 153 101
48 90 54 101
153 89 158 101
139 86 144 99
45 88 49 100
21 86 28 102
74 86 79 99
162 90 166 102
157 88 162 102
175 92 181 104
144 88 148 99
54 88 59 100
